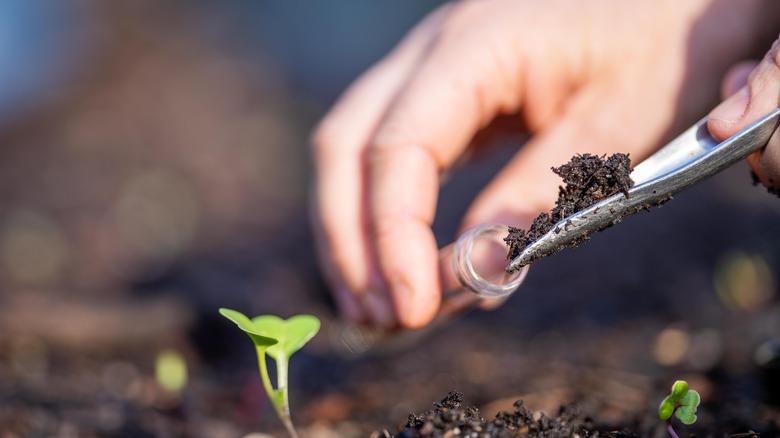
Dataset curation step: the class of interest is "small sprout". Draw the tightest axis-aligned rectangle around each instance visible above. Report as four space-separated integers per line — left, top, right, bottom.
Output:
658 380 700 438
220 308 320 438
155 349 188 394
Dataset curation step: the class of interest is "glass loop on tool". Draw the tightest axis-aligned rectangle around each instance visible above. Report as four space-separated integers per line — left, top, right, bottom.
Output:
440 224 530 299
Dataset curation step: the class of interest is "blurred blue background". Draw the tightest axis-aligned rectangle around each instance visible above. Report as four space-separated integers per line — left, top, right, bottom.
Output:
0 0 95 123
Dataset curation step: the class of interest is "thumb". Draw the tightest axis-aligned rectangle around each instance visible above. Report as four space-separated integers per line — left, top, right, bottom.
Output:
707 60 756 132
708 39 780 190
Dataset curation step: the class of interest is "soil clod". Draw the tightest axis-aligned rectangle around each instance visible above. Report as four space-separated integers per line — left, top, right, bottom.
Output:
505 153 634 262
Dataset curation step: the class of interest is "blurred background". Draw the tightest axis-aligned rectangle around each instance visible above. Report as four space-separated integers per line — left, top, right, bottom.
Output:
1 1 780 437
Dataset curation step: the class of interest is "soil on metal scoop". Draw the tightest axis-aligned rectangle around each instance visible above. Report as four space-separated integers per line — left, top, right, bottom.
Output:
504 153 634 262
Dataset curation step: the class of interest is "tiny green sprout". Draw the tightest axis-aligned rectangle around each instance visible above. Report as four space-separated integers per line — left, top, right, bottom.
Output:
658 380 700 438
219 308 320 438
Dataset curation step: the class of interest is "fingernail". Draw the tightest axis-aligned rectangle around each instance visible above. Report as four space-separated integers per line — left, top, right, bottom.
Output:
709 86 749 126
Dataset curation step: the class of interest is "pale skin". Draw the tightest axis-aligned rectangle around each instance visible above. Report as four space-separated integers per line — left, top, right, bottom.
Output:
311 0 780 329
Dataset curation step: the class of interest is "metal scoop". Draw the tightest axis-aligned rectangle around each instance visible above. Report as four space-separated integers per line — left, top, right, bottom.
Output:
507 108 780 272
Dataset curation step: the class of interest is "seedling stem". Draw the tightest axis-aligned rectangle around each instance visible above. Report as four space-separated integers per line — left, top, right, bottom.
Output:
220 308 320 438
658 380 700 438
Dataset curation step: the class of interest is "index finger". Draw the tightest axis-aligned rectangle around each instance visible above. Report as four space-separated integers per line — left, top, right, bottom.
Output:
366 2 535 328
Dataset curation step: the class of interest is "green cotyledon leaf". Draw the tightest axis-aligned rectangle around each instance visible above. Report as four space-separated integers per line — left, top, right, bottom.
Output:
251 314 321 361
680 389 700 407
671 380 689 402
658 395 675 420
219 308 278 348
675 405 697 425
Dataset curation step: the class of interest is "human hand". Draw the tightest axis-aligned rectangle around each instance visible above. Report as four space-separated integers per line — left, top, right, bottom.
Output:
312 0 779 329
709 36 780 191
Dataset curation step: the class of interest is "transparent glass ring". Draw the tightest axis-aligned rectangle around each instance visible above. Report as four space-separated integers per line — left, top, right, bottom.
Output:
440 224 530 299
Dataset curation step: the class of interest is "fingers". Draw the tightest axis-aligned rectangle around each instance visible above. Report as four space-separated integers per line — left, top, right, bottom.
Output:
366 1 551 328
368 143 441 328
311 5 451 326
708 37 780 190
359 0 627 328
315 0 625 329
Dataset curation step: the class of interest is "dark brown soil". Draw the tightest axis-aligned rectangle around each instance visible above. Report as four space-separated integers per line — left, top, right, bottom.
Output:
505 153 634 261
383 391 635 438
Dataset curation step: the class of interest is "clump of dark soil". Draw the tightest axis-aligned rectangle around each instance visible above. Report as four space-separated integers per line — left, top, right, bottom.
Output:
383 391 635 438
505 153 634 261
751 170 780 198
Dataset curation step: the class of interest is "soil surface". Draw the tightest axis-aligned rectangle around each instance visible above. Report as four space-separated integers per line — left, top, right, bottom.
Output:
505 153 634 262
383 391 634 438
382 388 780 437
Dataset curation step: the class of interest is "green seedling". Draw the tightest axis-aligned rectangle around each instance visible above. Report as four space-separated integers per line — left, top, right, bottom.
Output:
658 380 700 438
219 308 320 438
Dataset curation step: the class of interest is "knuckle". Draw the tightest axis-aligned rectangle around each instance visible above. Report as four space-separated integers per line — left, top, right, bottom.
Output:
771 37 780 68
371 111 415 152
758 36 780 75
365 143 391 169
748 37 780 94
368 112 442 168
367 118 419 166
367 134 441 175
371 209 427 244
371 217 396 242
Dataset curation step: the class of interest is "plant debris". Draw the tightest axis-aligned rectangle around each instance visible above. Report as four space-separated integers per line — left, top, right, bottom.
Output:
381 391 635 438
505 153 634 262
